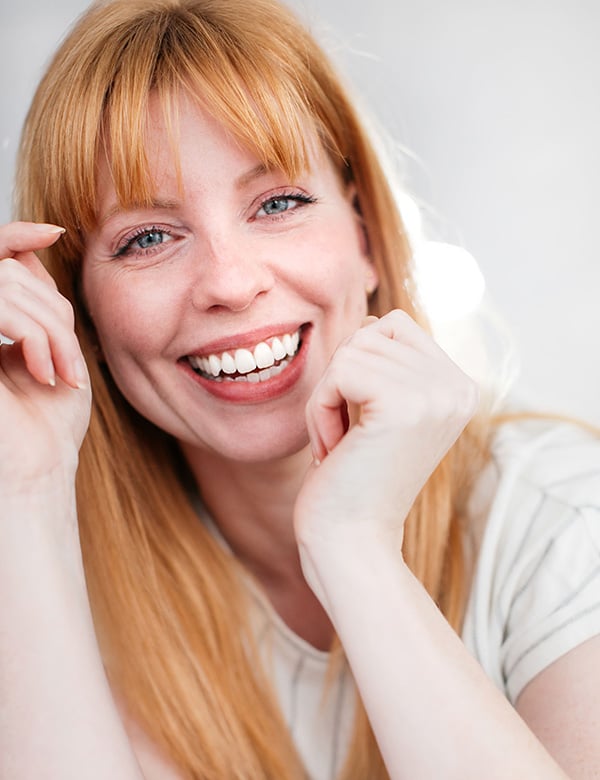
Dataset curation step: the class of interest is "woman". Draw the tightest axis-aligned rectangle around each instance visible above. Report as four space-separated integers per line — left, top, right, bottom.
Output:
1 1 599 778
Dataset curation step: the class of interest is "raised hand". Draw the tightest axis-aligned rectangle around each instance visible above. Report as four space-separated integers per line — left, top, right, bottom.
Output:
0 222 91 492
296 310 479 567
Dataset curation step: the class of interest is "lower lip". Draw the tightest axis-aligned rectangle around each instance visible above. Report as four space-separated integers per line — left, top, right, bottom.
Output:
180 326 311 404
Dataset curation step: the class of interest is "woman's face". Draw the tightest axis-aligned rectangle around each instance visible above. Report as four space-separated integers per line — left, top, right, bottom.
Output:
82 93 377 462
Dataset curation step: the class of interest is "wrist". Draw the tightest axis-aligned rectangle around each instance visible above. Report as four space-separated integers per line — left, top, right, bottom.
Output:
297 524 409 616
2 454 79 499
2 468 81 561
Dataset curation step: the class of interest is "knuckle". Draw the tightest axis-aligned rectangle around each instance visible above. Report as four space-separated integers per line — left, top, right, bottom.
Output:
21 321 46 345
0 257 19 275
1 278 27 304
58 294 75 326
386 308 411 326
349 327 372 349
453 377 480 423
332 338 354 364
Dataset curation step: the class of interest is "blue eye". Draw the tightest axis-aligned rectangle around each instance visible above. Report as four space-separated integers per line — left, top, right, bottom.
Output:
262 197 294 215
136 230 165 249
114 226 173 257
256 192 316 219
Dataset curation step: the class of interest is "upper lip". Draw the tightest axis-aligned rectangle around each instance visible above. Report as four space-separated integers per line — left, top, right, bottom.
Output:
184 322 308 358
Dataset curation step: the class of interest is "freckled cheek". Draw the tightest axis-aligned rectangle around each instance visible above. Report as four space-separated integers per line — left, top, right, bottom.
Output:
290 235 368 310
89 283 170 362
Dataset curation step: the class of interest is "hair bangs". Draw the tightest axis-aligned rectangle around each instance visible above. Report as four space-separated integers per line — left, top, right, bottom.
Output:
101 3 338 210
18 0 347 262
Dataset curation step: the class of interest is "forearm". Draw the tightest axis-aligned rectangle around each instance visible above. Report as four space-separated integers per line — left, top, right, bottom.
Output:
0 485 144 780
300 532 569 780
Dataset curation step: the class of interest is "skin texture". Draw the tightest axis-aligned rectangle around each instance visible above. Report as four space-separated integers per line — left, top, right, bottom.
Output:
0 95 597 779
82 93 376 465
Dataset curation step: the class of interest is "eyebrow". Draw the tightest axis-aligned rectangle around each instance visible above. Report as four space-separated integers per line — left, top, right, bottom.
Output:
235 163 272 189
98 165 275 226
99 198 181 226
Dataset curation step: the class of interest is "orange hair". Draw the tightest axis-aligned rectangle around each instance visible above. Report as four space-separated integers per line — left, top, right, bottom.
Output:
15 1 491 777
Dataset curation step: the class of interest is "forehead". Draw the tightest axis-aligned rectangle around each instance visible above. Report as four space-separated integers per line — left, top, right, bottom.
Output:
98 89 336 209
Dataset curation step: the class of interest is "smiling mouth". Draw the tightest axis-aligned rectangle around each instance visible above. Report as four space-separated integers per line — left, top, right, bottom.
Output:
187 328 302 383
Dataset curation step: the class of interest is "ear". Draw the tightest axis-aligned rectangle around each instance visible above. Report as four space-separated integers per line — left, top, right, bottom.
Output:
364 264 379 296
346 183 379 295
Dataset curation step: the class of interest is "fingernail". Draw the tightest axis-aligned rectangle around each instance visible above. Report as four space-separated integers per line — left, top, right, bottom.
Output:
34 223 66 234
47 361 56 387
73 356 88 389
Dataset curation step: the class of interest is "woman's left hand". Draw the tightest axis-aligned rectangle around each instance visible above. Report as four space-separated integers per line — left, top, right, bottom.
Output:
295 309 479 566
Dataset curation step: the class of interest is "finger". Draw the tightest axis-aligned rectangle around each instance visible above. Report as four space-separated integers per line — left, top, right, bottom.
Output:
306 359 366 458
307 320 387 458
345 316 385 432
0 221 66 288
0 295 86 389
345 326 432 369
306 405 346 463
306 346 423 457
0 253 85 388
362 308 442 357
0 308 55 386
0 257 75 327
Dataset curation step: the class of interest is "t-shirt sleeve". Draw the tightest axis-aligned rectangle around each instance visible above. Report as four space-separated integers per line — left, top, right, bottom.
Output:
500 499 600 702
463 423 600 705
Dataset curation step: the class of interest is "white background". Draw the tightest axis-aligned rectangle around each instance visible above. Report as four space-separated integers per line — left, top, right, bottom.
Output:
1 0 599 424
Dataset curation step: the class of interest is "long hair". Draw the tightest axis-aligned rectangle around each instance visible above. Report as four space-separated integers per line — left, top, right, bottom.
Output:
15 1 491 776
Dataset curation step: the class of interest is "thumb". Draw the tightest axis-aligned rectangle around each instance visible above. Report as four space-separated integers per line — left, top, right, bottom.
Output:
347 315 380 427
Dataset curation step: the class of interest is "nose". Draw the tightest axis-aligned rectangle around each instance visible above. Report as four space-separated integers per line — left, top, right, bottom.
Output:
190 235 275 312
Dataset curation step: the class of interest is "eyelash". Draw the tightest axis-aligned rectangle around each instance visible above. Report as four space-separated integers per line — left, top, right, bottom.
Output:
113 225 173 258
112 190 316 258
254 190 317 220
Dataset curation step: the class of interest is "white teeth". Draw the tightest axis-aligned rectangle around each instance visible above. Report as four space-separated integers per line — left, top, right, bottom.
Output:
254 341 275 369
270 360 288 377
208 354 221 376
234 348 256 374
189 329 301 380
271 337 286 361
221 351 236 374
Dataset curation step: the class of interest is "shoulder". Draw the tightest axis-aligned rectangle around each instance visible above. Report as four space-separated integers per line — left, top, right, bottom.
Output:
491 417 600 500
462 417 600 703
466 418 600 575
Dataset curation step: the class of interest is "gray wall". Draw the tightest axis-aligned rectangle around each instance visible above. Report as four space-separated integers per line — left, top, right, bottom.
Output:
2 0 599 423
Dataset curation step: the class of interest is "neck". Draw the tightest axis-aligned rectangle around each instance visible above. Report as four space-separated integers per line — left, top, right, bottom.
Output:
180 443 311 584
178 442 335 650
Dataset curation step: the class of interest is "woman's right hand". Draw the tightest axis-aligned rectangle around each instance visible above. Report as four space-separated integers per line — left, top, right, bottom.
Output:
0 221 91 493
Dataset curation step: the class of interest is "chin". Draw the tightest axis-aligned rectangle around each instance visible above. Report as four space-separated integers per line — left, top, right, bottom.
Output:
218 426 310 464
180 413 311 465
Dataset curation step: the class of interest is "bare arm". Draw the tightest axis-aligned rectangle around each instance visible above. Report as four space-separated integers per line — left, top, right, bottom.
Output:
516 636 600 779
1 487 145 780
301 533 569 779
296 311 585 779
0 222 144 780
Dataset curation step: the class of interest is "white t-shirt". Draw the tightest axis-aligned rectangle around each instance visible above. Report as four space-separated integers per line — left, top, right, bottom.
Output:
461 420 600 703
207 420 600 780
